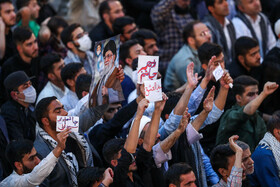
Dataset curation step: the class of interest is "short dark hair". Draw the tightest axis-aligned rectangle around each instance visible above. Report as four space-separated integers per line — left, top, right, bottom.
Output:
235 36 259 58
47 16 68 37
102 138 125 165
13 27 32 44
205 0 216 8
16 0 30 10
119 39 139 64
78 167 105 187
232 75 259 96
99 0 119 20
61 63 84 89
210 144 235 178
103 40 117 57
113 16 135 35
40 52 62 75
6 139 34 170
198 42 223 65
75 74 92 99
267 111 280 134
161 92 182 120
0 0 12 11
165 163 194 186
35 96 57 128
131 29 158 48
61 23 81 49
183 20 201 44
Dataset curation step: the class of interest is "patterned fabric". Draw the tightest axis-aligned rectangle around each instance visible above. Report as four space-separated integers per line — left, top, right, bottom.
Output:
259 132 280 177
213 166 243 187
151 0 194 72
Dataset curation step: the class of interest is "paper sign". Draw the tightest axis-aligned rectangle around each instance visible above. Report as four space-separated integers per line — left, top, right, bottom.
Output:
144 79 162 102
213 64 224 81
56 116 79 132
137 55 159 84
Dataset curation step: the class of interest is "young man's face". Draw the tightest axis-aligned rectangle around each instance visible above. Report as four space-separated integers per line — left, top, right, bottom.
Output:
211 0 229 17
193 23 211 49
144 38 159 56
238 0 261 17
242 46 261 69
50 59 65 82
15 80 32 102
238 85 259 106
129 44 146 60
0 2 16 27
122 23 138 42
242 148 254 179
19 147 40 174
18 33 39 59
71 27 86 50
102 103 122 123
108 1 125 24
28 0 40 19
179 171 197 187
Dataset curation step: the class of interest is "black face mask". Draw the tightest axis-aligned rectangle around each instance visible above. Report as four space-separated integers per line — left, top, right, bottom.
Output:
174 4 190 15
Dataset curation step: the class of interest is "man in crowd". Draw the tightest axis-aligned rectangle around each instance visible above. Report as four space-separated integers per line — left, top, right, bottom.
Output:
164 21 211 91
61 23 93 74
232 0 276 57
1 71 37 141
204 0 236 66
113 16 138 43
0 0 16 66
37 53 68 103
89 0 125 46
217 75 279 152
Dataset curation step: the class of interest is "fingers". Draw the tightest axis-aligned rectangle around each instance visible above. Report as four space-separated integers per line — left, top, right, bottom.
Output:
229 135 239 144
206 86 215 99
162 93 168 101
208 56 216 67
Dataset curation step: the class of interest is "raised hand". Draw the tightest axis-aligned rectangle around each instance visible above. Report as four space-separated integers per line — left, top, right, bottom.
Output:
0 17 5 32
203 86 215 113
56 128 71 150
136 98 149 117
229 135 243 153
155 93 168 111
186 62 199 88
204 56 216 82
102 167 114 186
177 108 191 133
263 82 279 96
220 71 233 89
116 65 125 83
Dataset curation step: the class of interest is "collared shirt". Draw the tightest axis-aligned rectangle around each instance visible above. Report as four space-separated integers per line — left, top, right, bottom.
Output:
223 18 232 52
152 142 172 168
36 81 69 104
213 166 243 187
64 50 93 74
124 65 133 80
0 152 58 187
60 90 79 111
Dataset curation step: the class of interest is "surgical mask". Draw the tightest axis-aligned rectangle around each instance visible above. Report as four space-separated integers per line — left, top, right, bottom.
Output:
77 35 92 52
18 86 37 103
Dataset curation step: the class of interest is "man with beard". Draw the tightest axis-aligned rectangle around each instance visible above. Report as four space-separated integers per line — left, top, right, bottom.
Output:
0 27 40 105
0 0 16 66
0 130 70 187
61 23 93 74
164 21 211 91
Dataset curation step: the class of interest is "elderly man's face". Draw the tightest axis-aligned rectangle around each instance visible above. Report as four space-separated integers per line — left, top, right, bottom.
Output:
104 50 115 67
242 148 254 179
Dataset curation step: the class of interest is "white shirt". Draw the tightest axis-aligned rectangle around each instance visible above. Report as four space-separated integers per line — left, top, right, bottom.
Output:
124 65 133 80
0 152 58 187
222 18 232 52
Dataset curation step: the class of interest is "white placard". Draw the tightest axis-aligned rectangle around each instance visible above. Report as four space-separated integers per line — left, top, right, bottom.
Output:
213 64 224 81
56 116 79 132
144 79 162 102
137 55 159 84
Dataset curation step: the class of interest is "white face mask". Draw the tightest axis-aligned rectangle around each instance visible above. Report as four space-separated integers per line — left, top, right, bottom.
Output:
18 86 37 103
77 35 92 52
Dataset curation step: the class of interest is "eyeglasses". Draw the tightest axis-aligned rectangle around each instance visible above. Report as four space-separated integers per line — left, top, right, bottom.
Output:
199 30 211 37
103 54 114 60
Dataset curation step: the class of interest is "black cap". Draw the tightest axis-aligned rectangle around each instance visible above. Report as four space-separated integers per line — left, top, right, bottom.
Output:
4 71 32 93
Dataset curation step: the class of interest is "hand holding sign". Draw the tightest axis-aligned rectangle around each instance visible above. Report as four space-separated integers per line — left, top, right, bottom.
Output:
144 79 162 102
213 64 233 88
56 116 79 132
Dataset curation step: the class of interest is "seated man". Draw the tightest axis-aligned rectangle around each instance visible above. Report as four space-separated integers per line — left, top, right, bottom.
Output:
0 130 70 186
165 163 197 187
248 111 280 186
37 53 68 103
1 71 37 141
217 75 279 152
113 16 138 43
34 97 94 186
211 135 244 187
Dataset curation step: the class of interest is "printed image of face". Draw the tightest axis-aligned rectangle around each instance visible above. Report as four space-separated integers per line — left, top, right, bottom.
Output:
104 50 115 67
0 2 16 27
96 44 102 56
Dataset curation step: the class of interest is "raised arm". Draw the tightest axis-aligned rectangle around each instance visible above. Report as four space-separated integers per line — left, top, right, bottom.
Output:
215 71 233 110
243 82 278 115
0 18 5 59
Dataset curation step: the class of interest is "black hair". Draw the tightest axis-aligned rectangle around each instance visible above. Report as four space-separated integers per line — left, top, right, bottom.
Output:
77 167 105 187
210 144 235 178
35 96 57 128
198 42 223 65
40 52 62 75
161 92 182 120
75 74 92 99
6 139 34 170
235 36 258 58
131 29 158 48
205 0 216 8
165 163 194 186
103 40 117 57
267 110 280 134
60 63 84 89
119 39 139 64
60 23 81 49
16 0 30 10
182 20 201 44
113 16 135 35
102 138 125 165
0 0 12 11
232 75 259 96
13 27 32 44
47 16 68 37
99 0 110 21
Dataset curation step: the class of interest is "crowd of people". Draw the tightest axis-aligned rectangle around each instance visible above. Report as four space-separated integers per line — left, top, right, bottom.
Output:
0 0 280 186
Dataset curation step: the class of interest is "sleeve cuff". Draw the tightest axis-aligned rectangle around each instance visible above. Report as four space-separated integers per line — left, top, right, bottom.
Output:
186 123 203 144
152 142 172 168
